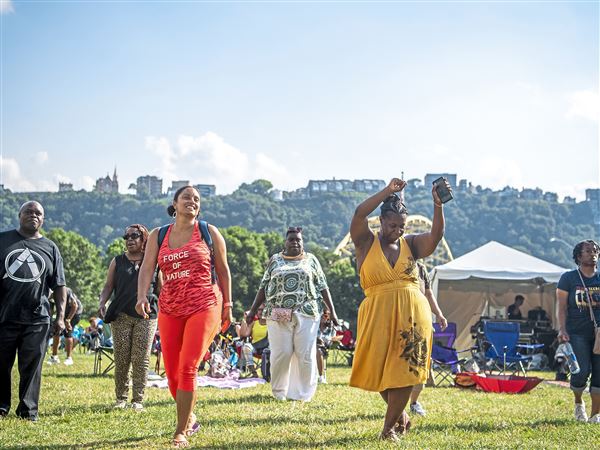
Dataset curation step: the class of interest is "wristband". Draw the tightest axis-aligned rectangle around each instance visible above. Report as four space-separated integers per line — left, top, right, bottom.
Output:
222 302 232 308
434 202 443 208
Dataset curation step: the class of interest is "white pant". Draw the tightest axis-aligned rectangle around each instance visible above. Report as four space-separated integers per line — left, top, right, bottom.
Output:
267 313 319 401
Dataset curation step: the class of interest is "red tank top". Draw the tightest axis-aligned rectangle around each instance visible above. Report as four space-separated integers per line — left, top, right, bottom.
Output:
157 222 222 317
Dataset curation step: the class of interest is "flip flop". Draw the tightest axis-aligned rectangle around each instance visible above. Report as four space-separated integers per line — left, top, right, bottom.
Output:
185 421 200 437
172 436 189 448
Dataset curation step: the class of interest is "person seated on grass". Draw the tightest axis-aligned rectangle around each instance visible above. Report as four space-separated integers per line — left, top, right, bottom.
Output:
316 309 341 384
82 316 101 352
48 287 83 366
237 304 269 378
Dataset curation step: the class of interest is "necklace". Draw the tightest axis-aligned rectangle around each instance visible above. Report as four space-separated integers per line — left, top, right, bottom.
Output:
127 256 143 271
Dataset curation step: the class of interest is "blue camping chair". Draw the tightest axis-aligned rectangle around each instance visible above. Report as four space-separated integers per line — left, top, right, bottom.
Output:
483 321 544 376
431 322 475 386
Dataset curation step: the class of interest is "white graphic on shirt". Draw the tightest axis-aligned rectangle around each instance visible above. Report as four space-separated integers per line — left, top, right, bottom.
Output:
3 248 45 284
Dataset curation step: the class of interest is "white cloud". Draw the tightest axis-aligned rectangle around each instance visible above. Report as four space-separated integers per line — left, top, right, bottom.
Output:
145 132 292 193
565 90 599 122
470 157 525 191
0 156 35 191
0 0 14 14
81 176 95 191
35 151 49 164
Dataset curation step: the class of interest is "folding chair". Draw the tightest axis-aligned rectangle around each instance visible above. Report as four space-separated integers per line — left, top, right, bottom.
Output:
483 321 544 376
93 323 115 376
431 322 475 386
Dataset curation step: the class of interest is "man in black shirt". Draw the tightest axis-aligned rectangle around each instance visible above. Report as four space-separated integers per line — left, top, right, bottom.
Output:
507 295 525 320
0 201 66 421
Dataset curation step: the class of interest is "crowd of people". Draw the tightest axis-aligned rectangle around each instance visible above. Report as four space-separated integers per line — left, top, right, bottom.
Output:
1 179 599 447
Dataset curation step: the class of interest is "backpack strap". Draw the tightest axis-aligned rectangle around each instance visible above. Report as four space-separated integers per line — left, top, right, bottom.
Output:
199 220 218 285
157 225 170 249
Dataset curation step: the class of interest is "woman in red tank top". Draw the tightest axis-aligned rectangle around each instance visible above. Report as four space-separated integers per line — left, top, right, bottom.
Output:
136 186 233 448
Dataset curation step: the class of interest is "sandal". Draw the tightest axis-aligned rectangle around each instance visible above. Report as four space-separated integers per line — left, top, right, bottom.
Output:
172 435 189 448
185 413 200 437
394 411 411 435
185 421 200 437
379 428 400 442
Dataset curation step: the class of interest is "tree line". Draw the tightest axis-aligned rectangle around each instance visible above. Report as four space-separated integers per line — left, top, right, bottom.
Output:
2 179 597 323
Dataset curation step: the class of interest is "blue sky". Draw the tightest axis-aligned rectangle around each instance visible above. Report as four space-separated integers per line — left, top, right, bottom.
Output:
1 1 598 199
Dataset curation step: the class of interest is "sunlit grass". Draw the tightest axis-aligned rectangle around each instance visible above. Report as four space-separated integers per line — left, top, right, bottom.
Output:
0 350 597 449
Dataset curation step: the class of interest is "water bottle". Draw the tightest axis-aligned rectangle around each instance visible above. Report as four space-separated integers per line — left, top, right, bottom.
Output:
558 343 581 375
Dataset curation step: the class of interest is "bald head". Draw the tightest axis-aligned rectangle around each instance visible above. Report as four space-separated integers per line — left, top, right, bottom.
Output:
19 201 44 216
18 201 45 237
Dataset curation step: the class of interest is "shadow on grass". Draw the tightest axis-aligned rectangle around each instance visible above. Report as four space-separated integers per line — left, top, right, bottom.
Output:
0 434 163 450
45 373 103 379
192 434 369 449
419 417 572 433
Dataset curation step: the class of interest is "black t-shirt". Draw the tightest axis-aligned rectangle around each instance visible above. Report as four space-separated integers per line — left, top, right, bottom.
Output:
507 304 522 320
0 230 66 324
112 254 157 320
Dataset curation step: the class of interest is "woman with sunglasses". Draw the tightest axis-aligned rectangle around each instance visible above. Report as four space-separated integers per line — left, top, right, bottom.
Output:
349 178 449 441
98 224 158 411
246 226 338 402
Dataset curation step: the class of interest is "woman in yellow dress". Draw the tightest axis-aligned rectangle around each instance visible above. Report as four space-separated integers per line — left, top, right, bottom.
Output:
349 177 449 441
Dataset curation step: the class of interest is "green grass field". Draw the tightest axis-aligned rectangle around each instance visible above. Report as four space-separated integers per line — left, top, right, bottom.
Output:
0 350 597 449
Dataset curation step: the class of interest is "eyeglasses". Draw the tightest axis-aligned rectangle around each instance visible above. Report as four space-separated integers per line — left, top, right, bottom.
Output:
122 232 142 241
287 226 303 233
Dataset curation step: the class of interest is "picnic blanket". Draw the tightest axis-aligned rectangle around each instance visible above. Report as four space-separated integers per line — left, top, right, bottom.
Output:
148 372 267 390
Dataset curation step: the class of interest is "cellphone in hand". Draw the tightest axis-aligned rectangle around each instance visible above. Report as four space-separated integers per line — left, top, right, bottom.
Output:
432 177 453 204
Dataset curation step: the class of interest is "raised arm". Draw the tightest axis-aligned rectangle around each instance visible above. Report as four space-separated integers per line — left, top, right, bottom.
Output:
136 228 160 318
350 178 406 267
406 182 449 260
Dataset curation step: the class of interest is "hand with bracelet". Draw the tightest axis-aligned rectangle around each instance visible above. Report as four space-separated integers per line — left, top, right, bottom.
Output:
221 301 233 333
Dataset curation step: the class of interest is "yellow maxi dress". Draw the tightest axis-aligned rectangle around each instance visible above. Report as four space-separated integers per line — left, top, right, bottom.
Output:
349 234 432 392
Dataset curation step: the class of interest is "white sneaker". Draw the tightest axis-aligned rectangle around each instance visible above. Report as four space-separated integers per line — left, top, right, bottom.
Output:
575 402 588 422
410 401 427 416
318 375 327 384
588 414 600 424
130 402 144 412
47 355 60 365
113 400 127 409
63 357 73 366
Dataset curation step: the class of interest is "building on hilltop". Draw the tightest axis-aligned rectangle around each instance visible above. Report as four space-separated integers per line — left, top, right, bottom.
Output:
520 188 543 200
304 178 385 197
135 175 163 198
166 180 190 197
543 192 558 203
424 174 458 189
563 196 577 205
586 189 600 236
94 167 119 193
194 184 216 198
58 182 73 192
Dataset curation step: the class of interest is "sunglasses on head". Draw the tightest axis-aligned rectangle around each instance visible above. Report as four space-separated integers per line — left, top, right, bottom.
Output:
122 232 142 241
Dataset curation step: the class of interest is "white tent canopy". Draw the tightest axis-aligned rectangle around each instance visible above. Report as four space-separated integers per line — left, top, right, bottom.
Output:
430 241 568 350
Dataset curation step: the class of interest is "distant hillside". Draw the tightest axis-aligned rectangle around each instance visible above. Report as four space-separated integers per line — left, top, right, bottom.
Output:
2 181 596 268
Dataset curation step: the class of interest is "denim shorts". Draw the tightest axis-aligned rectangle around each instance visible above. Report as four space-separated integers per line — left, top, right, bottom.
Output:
569 333 600 394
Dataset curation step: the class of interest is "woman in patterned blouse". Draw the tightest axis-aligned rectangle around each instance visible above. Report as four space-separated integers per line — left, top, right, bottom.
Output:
246 226 338 401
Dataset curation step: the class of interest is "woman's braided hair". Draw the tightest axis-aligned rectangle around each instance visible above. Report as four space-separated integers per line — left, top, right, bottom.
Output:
380 194 408 217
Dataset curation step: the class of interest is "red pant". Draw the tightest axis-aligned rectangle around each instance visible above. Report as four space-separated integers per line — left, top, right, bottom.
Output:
158 307 220 399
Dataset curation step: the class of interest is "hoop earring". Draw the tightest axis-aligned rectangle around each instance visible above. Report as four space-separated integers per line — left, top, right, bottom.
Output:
172 211 177 219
